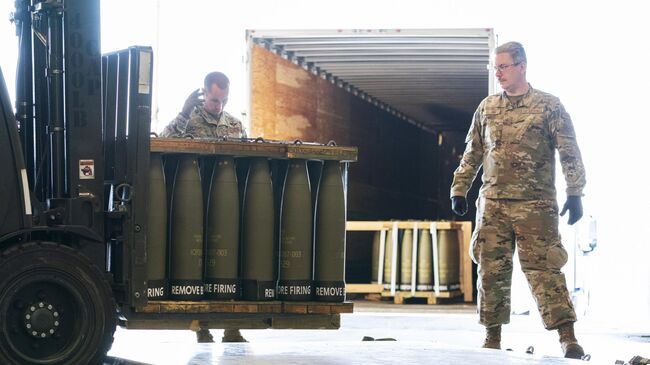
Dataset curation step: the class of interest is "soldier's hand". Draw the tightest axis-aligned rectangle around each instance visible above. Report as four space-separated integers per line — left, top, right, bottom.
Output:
451 196 468 216
560 195 583 225
181 89 203 118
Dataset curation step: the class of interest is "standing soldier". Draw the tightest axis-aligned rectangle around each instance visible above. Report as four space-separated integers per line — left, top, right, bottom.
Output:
450 41 586 359
161 71 246 139
161 71 247 343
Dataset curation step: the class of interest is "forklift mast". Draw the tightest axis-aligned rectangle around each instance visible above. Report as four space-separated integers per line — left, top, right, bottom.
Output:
9 0 152 304
11 0 107 253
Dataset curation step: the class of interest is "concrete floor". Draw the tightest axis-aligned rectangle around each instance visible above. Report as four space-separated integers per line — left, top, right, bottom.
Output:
106 300 650 365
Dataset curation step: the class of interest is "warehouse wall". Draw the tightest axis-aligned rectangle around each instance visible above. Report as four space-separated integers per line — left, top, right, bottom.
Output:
250 44 442 221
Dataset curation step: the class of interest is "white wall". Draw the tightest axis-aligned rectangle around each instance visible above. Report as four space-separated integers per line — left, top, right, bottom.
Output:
0 0 648 322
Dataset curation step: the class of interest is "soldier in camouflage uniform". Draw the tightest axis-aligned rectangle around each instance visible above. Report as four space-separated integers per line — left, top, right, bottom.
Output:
161 71 247 139
161 72 247 344
450 42 587 359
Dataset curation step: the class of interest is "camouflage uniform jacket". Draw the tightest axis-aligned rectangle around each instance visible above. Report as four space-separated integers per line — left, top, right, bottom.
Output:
161 107 247 139
450 85 586 200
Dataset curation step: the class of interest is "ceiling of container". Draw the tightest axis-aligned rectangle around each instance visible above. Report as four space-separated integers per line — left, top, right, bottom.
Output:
247 29 494 132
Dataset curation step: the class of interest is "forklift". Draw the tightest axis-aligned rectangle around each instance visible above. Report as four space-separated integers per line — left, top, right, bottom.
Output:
1 1 354 364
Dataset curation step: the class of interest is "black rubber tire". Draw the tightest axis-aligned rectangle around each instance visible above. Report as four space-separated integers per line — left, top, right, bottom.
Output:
0 242 116 365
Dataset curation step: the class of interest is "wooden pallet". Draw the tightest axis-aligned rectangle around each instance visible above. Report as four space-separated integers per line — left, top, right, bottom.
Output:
380 290 463 305
151 138 357 161
138 300 353 315
346 220 474 303
344 283 384 301
346 283 384 294
125 300 353 330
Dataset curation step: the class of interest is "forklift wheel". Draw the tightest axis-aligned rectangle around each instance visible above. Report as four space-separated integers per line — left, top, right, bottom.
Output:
0 242 116 365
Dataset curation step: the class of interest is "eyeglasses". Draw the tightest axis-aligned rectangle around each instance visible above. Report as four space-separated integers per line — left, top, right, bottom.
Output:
493 62 521 72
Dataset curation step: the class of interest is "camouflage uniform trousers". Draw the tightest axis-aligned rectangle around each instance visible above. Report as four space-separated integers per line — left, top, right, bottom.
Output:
470 197 577 330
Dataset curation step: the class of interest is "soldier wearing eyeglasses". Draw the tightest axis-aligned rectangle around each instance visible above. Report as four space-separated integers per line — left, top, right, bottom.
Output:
450 41 586 359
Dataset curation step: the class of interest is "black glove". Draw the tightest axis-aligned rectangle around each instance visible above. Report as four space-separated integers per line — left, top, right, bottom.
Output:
560 195 583 225
181 89 203 118
451 196 468 216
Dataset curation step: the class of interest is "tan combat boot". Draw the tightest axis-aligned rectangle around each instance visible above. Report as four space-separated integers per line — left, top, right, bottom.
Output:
482 325 501 349
558 322 585 359
195 328 215 343
222 328 248 343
